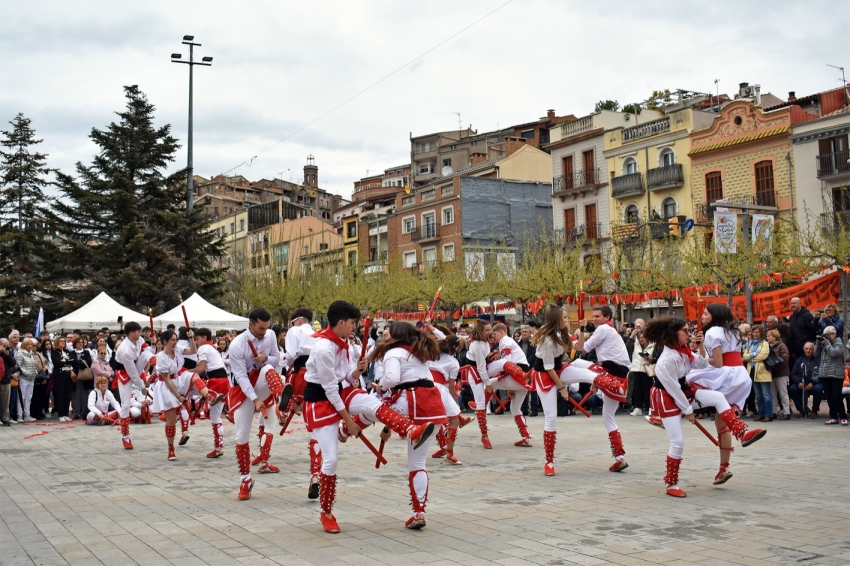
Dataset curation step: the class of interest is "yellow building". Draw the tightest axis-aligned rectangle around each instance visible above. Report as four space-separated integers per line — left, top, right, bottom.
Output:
342 213 360 266
208 209 248 268
249 216 342 277
604 107 716 234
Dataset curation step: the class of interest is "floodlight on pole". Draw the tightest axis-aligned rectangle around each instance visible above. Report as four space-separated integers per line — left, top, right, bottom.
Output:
171 35 213 210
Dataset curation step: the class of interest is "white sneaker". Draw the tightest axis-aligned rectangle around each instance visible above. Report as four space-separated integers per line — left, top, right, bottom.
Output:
630 408 643 416
59 416 68 422
25 417 36 422
8 419 18 424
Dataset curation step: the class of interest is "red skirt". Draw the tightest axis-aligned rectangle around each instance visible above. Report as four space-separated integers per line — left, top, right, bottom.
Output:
114 369 131 386
303 386 366 432
228 368 275 412
459 365 482 385
401 386 448 425
206 377 230 396
650 382 700 418
289 367 308 400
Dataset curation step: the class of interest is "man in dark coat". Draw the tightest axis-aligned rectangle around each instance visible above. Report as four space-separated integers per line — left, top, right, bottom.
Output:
788 297 816 367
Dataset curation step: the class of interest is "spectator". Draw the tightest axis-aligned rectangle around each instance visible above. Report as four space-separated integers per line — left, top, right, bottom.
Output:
744 325 771 421
91 343 114 389
9 330 21 353
15 338 39 422
814 304 844 339
1 339 17 426
815 325 847 425
33 339 52 419
628 331 654 416
788 297 816 366
69 336 93 420
843 364 850 416
51 337 74 422
517 325 539 416
765 329 791 420
86 376 120 425
65 332 75 352
789 342 822 418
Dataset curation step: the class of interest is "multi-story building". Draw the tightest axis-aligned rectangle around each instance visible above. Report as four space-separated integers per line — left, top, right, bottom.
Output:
604 96 715 238
409 110 574 188
788 88 849 233
545 110 637 252
248 215 341 276
208 209 249 269
688 86 842 236
389 144 552 275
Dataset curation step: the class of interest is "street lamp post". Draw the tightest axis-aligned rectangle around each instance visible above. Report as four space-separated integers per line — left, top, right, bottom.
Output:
171 35 213 210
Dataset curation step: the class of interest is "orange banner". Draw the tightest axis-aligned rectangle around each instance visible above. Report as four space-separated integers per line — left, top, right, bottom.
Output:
683 271 840 322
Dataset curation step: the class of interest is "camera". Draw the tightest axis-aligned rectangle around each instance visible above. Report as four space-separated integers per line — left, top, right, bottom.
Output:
626 323 635 329
816 333 825 342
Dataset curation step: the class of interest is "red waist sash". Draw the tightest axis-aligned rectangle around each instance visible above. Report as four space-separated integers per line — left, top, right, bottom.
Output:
722 352 744 367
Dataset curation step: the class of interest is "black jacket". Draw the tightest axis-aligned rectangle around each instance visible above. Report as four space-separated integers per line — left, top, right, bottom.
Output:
788 307 815 357
51 349 74 379
790 355 820 385
517 338 537 368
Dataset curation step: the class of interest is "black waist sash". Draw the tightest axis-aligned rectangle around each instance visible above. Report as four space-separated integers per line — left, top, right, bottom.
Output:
391 379 434 392
533 357 563 372
205 367 228 379
182 358 198 370
653 376 688 393
303 381 343 402
601 360 629 378
293 354 310 371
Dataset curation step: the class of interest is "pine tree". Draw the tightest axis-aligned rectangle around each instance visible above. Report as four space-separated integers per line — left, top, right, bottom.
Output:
0 113 59 333
52 85 224 314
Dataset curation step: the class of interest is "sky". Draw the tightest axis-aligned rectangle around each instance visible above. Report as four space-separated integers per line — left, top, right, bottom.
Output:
1 0 848 201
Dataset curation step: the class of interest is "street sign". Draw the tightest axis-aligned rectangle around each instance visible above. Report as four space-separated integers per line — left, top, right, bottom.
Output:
683 219 695 232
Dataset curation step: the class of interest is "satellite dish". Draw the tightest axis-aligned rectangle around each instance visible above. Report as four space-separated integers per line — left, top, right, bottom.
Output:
441 166 453 176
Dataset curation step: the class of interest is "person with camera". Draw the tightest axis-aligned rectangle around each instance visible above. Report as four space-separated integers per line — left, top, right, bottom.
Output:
814 325 848 425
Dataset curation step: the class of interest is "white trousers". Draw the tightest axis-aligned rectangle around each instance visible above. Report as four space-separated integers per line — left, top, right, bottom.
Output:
209 400 224 425
492 378 528 416
19 379 34 419
233 370 273 445
436 382 461 418
663 389 731 459
559 362 619 433
118 380 136 419
314 392 384 476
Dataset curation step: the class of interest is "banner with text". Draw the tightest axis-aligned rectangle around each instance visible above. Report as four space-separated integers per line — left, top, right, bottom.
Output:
714 212 738 253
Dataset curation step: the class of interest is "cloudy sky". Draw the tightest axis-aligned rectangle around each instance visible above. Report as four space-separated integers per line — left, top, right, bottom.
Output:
2 0 847 200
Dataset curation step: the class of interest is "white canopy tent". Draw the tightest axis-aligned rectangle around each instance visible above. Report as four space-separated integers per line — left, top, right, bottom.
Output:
154 292 249 331
45 292 151 333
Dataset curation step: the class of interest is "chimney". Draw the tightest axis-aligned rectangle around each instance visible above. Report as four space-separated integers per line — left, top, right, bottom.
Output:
753 85 761 106
505 137 526 158
547 109 555 120
738 82 749 98
788 91 796 102
471 153 487 166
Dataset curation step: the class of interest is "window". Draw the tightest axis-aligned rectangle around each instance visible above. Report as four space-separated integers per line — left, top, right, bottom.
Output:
520 129 535 140
564 208 576 235
319 243 329 251
423 247 437 267
402 195 415 207
442 206 454 225
403 251 417 268
442 243 455 262
346 222 357 238
754 161 776 207
422 212 437 238
583 150 595 184
421 189 436 202
347 250 357 265
418 163 432 174
275 243 289 265
303 245 309 255
403 216 416 234
659 148 675 167
442 158 452 168
662 197 677 219
230 222 235 234
625 204 640 224
623 157 638 175
239 219 245 232
705 172 723 202
585 204 597 239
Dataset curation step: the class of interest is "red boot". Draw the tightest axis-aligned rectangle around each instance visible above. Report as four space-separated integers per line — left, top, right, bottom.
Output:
120 417 133 449
319 472 340 533
608 430 629 472
166 424 177 460
503 362 531 389
444 428 462 465
264 367 284 397
256 432 279 473
593 372 627 402
179 404 191 445
308 439 321 499
432 426 447 458
207 422 224 458
252 425 265 466
405 470 428 529
374 405 434 450
719 409 766 447
543 430 555 476
457 415 473 428
513 414 532 447
664 455 686 497
236 443 253 501
475 410 491 449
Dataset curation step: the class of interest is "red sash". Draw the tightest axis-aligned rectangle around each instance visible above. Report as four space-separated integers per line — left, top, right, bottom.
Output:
531 369 554 393
722 352 744 367
115 369 131 386
650 387 682 418
303 386 366 432
429 368 448 386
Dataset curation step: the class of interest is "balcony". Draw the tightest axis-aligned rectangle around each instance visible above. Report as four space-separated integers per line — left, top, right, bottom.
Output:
552 168 602 196
560 115 594 139
820 211 850 235
410 223 440 243
696 202 715 222
412 144 438 156
557 223 603 245
622 116 670 143
611 172 644 198
817 150 850 178
647 163 684 191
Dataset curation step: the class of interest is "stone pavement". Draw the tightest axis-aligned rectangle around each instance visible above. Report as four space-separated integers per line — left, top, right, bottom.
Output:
1 410 848 566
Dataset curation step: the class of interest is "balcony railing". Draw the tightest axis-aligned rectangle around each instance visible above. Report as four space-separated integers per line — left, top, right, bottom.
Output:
622 116 670 143
696 202 715 222
754 191 777 207
552 168 601 195
647 163 684 190
820 211 850 235
611 172 644 198
556 223 603 244
560 115 593 139
410 223 440 242
412 145 437 155
817 150 850 177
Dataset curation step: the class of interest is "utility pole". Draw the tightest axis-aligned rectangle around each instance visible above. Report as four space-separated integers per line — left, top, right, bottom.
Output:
172 36 213 210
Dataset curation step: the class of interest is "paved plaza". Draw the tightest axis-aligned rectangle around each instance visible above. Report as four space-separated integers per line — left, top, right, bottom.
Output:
1 411 848 566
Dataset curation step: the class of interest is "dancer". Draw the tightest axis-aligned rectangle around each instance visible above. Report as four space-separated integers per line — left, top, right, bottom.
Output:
529 307 574 475
426 325 469 464
372 322 447 529
113 322 151 449
303 301 435 534
459 322 495 448
643 316 766 497
229 308 285 500
684 304 768 484
572 305 632 472
152 331 194 461
488 323 533 446
86 376 121 425
192 328 231 458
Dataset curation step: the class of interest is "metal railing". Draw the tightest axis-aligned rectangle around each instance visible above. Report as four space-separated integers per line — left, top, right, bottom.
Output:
552 168 601 194
611 172 644 198
817 150 850 177
820 211 850 235
412 145 437 155
622 116 670 143
647 163 684 190
556 223 603 244
410 223 440 242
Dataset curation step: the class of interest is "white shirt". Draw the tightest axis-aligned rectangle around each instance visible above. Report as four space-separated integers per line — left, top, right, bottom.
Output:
581 323 631 367
630 343 655 373
499 336 529 366
229 330 281 403
304 335 358 412
654 346 709 415
379 347 432 390
428 353 459 381
285 324 317 369
197 343 225 372
177 339 198 362
704 326 741 354
466 340 493 386
115 337 145 387
155 350 185 377
535 335 565 371
87 389 120 416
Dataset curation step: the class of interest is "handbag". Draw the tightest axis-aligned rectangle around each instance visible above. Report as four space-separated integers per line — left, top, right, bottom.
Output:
76 357 94 382
763 347 784 370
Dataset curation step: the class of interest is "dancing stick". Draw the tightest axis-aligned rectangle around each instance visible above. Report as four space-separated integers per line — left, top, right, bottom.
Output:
278 407 296 436
179 294 190 330
425 286 443 321
359 317 371 361
691 418 719 446
358 431 388 465
375 426 390 468
148 308 155 341
568 390 592 418
577 280 585 321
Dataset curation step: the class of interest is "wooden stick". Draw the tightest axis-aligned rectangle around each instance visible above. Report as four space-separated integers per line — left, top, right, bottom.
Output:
359 432 387 465
359 317 371 361
568 390 592 418
375 426 390 468
179 294 190 330
425 286 443 321
692 417 719 446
